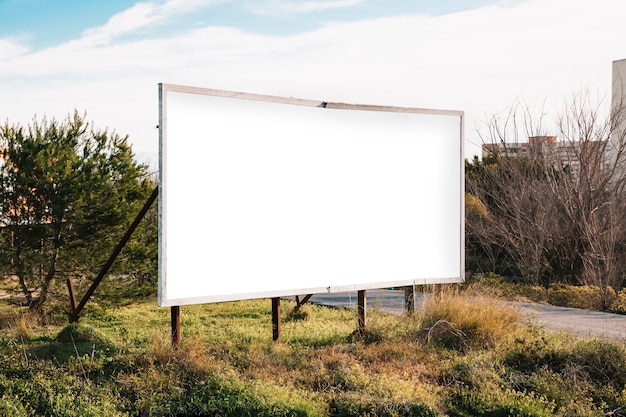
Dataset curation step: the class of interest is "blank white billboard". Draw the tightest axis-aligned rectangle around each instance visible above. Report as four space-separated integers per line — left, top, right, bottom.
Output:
158 84 464 307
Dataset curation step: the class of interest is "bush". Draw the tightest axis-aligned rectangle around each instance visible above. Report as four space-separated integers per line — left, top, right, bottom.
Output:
502 325 626 414
572 338 626 388
609 288 626 314
464 273 548 304
503 325 573 373
547 284 607 310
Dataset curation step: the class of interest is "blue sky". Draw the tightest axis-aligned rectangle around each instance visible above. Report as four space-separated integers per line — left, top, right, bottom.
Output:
1 0 625 166
0 0 499 48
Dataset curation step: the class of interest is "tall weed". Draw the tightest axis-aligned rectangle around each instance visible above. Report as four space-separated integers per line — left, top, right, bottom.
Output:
419 290 521 351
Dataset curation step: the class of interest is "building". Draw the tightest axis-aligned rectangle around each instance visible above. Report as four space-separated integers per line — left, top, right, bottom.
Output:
482 136 557 158
482 135 609 178
612 59 626 144
479 59 626 173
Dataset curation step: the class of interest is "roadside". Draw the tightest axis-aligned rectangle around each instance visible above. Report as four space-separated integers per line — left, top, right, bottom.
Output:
516 301 626 341
301 289 626 342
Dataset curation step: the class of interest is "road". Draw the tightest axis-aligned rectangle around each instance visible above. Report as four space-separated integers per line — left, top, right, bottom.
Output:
300 289 626 342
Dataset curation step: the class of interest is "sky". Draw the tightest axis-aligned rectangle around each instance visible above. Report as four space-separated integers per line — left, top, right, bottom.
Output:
1 0 625 170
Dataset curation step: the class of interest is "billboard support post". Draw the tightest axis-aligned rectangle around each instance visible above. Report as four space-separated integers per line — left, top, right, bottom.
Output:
171 306 181 349
404 285 416 314
272 297 281 341
357 290 366 334
295 294 313 307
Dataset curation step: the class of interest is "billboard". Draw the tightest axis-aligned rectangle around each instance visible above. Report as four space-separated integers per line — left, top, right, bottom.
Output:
158 83 464 307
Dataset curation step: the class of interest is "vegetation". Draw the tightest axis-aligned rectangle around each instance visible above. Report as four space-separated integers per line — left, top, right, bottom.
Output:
466 92 626 310
3 96 626 414
1 278 626 416
0 112 155 314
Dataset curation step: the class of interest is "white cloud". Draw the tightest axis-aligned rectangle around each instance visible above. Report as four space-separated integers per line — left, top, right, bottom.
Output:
0 37 30 60
248 0 363 16
78 2 160 48
160 0 225 14
66 0 221 49
1 0 625 162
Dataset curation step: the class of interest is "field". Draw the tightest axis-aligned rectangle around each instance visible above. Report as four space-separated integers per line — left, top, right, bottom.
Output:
1 278 626 416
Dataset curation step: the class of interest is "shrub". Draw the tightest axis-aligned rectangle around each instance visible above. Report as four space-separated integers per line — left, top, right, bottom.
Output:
503 325 573 373
546 284 610 310
502 325 626 414
572 338 626 388
609 288 626 314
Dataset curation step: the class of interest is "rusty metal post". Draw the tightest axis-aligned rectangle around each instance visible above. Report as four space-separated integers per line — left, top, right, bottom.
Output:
66 278 78 319
357 290 366 334
171 306 181 349
404 285 416 315
272 297 281 342
295 294 313 307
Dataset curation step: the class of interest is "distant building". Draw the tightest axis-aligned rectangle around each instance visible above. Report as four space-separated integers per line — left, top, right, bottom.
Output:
482 136 557 158
482 135 609 177
480 59 626 174
613 59 626 110
612 59 626 142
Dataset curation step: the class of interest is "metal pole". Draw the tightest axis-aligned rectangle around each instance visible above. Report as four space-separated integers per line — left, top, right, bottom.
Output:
357 290 366 334
66 278 78 318
404 285 416 315
171 306 181 349
272 297 281 342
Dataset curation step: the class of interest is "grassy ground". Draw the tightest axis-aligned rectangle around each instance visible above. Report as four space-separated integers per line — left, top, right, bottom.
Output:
1 277 626 416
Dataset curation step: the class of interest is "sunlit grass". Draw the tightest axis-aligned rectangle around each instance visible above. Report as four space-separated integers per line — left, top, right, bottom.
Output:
2 280 626 416
419 288 522 352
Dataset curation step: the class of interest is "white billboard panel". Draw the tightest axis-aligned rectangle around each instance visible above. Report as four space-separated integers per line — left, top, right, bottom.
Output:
158 84 464 307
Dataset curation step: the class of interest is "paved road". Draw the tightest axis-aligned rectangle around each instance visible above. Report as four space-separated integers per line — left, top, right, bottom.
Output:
516 301 626 341
301 289 626 342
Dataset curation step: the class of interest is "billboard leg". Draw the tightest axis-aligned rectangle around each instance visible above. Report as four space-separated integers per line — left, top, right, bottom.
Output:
171 306 181 349
404 285 416 315
272 297 281 342
357 290 366 334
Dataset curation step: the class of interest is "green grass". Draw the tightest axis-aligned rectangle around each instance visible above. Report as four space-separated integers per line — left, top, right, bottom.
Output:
1 279 626 416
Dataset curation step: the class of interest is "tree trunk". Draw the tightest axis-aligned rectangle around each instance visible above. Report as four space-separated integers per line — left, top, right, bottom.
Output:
14 241 34 306
28 229 61 313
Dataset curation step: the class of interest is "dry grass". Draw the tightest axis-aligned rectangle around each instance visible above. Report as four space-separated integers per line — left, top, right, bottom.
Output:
3 286 625 415
419 288 522 352
0 309 38 340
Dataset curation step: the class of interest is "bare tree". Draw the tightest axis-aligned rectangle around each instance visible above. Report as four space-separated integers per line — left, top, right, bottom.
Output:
545 92 626 307
467 92 626 305
467 103 559 285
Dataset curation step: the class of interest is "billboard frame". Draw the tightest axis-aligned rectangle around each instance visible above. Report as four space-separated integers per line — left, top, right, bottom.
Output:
158 83 465 308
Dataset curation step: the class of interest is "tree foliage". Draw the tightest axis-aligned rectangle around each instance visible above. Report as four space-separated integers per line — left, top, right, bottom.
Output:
0 111 154 312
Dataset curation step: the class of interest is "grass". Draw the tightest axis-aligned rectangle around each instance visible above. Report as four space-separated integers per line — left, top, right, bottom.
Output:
1 277 626 416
